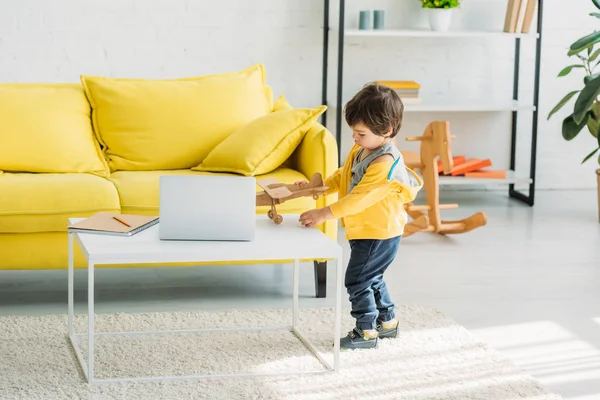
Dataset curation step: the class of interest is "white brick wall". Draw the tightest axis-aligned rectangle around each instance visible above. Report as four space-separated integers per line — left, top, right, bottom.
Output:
0 0 597 190
0 0 324 104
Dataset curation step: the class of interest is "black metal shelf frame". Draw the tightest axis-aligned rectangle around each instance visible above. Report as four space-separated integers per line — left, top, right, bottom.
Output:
320 0 543 206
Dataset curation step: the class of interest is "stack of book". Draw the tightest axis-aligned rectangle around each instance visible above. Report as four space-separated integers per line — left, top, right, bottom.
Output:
503 0 537 33
375 80 421 104
437 156 507 179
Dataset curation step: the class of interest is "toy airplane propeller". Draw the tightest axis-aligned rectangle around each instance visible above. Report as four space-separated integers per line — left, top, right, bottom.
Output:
256 173 329 224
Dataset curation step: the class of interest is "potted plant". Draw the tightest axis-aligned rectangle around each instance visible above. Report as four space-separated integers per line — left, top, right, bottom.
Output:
548 0 600 222
421 0 460 32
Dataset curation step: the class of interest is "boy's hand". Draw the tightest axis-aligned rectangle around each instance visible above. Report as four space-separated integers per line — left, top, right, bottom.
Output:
299 207 333 228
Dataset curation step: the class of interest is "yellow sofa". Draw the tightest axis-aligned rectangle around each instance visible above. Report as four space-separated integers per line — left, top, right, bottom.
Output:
0 64 338 297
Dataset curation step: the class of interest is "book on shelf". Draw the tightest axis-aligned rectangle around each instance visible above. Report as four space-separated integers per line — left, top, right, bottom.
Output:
374 80 421 102
437 156 467 172
503 0 537 33
395 90 419 98
437 156 507 179
375 80 420 90
68 212 159 237
449 158 492 176
400 97 422 105
465 170 507 179
521 0 538 33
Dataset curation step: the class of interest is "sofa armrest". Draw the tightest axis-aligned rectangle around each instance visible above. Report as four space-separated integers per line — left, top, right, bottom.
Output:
291 122 339 241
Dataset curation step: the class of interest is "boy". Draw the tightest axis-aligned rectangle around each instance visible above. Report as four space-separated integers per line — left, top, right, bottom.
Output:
298 82 422 350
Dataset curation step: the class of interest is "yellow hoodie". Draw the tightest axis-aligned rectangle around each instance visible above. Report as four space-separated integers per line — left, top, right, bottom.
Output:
325 144 423 240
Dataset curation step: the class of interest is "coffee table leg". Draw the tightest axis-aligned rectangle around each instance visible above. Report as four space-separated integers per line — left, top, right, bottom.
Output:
68 234 74 337
88 260 95 383
334 251 343 371
292 259 299 329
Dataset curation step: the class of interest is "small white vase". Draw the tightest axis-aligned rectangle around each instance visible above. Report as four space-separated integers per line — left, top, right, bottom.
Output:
428 8 453 32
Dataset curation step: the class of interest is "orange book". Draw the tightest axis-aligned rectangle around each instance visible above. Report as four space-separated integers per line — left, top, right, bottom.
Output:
450 158 492 176
465 170 507 179
438 155 466 173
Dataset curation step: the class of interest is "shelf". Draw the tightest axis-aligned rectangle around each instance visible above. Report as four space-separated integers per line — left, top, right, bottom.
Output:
345 28 539 39
437 170 532 186
327 100 536 112
328 1 542 205
403 100 536 112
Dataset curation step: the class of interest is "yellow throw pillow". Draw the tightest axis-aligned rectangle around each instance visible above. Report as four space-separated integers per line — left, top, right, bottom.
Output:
192 104 327 176
273 94 293 111
81 64 272 171
0 83 109 177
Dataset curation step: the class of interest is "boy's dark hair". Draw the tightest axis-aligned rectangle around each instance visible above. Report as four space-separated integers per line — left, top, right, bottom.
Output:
344 82 404 138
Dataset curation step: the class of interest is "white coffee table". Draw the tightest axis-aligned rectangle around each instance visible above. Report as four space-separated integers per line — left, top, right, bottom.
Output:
67 214 343 384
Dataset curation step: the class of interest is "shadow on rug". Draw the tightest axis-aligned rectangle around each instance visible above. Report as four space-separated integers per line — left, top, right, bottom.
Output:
0 305 562 399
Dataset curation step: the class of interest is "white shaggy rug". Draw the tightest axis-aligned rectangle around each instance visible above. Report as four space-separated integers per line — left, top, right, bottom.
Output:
0 305 562 400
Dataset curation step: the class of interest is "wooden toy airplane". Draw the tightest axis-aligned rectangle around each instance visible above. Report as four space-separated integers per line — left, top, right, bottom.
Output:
256 173 329 224
400 121 487 237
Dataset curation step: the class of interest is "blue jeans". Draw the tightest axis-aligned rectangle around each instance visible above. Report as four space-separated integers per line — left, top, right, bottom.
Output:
345 236 401 331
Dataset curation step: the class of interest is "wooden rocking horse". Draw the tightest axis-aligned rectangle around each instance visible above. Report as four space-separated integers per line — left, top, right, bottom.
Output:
400 121 487 237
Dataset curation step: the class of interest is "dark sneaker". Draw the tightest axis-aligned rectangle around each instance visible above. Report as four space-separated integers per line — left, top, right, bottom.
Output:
376 319 399 339
340 328 378 350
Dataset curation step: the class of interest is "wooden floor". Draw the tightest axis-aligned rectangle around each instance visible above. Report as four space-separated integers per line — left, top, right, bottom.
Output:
0 189 599 399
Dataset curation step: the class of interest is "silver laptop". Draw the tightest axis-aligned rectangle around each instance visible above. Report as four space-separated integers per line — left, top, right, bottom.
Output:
158 175 256 241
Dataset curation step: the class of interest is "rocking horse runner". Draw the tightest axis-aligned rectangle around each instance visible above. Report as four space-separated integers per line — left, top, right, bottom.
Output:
399 121 487 237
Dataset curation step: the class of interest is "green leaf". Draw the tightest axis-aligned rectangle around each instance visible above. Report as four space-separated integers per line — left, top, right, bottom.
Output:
590 48 600 62
569 31 600 56
590 117 600 138
593 0 600 11
548 91 579 120
563 113 590 140
558 65 585 76
592 12 600 18
582 148 599 163
574 75 600 123
587 116 600 138
585 72 600 84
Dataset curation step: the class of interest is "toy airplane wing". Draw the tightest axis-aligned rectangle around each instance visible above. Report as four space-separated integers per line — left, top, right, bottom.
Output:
257 178 292 199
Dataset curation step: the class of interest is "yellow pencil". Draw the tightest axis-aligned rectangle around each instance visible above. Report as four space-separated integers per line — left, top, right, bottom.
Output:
113 216 131 227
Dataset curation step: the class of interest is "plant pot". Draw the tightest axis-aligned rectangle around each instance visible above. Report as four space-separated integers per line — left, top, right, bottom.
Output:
428 9 453 32
597 169 600 223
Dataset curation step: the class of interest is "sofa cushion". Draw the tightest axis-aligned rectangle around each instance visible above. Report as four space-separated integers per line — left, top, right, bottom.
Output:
273 94 294 111
192 103 326 176
0 173 121 233
80 64 272 172
109 167 316 216
0 83 110 177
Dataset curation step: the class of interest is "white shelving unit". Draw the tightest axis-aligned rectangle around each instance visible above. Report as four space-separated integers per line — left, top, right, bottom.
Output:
402 100 536 113
345 28 539 39
329 99 536 112
438 170 533 186
330 1 543 205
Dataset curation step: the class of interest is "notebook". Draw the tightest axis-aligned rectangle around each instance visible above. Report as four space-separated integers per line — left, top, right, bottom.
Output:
67 212 159 237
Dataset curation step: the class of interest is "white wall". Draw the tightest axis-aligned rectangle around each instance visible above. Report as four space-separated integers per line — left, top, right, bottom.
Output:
0 0 597 190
